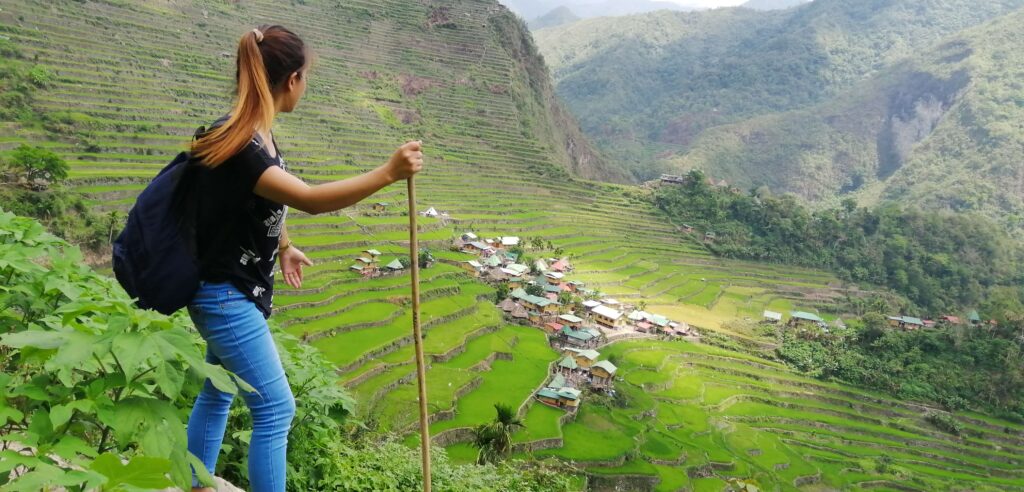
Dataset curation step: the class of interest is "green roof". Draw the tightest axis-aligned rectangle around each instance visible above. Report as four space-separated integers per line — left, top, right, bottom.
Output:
537 388 560 399
558 356 578 369
349 265 363 271
790 311 824 323
556 388 581 400
559 314 583 323
561 327 594 341
574 349 600 360
386 259 404 270
510 288 528 300
364 249 382 256
592 360 618 375
549 373 567 389
968 310 981 322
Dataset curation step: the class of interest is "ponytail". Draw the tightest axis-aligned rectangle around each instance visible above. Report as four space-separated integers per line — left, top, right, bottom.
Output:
192 25 308 167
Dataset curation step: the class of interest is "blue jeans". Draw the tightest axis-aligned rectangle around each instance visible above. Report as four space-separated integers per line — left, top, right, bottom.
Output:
186 281 295 491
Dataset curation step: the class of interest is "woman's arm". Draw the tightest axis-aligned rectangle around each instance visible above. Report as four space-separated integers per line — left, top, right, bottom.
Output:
254 141 423 215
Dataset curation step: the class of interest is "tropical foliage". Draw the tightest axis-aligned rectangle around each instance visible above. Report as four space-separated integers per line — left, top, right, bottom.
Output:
654 170 1024 312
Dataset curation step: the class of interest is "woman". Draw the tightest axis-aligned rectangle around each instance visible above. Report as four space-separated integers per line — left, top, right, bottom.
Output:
186 25 422 492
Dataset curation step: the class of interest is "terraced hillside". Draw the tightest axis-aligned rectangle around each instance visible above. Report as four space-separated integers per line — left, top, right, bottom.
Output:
5 1 1021 490
507 340 1024 491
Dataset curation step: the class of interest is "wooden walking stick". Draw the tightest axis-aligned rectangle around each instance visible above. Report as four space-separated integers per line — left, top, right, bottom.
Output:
406 175 432 492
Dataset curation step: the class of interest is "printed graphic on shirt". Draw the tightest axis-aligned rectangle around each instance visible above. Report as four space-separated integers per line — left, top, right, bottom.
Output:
264 208 285 238
239 246 261 266
252 285 266 298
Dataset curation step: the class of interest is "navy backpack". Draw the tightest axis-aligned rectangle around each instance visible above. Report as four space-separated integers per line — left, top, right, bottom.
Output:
112 125 210 314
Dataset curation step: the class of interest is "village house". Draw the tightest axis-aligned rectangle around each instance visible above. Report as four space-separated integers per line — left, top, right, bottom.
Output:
590 360 618 388
558 313 584 329
534 258 549 272
535 371 582 410
566 280 585 293
384 259 404 273
497 298 517 313
557 356 578 376
510 304 529 322
512 289 560 314
420 206 439 218
549 258 571 273
681 224 694 234
938 315 963 326
592 304 625 329
704 231 717 243
502 263 531 277
544 271 565 285
559 326 600 348
544 322 564 334
498 236 520 249
788 311 826 328
763 310 782 324
372 202 388 213
968 310 981 326
582 300 602 312
564 348 600 370
462 241 494 256
459 260 483 277
888 316 925 330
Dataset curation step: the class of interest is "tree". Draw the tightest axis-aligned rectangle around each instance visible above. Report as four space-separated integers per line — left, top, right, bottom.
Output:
105 210 122 244
494 282 510 303
8 144 68 189
525 283 544 297
472 403 524 465
418 249 433 268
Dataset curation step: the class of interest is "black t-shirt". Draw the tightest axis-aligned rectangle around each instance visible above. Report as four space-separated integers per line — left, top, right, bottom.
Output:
193 120 286 318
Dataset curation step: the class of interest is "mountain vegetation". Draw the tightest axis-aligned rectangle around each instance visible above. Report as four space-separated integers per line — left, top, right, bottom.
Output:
534 0 1024 228
653 170 1024 313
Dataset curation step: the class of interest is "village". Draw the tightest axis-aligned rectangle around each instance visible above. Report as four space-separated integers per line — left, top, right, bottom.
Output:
763 309 993 331
451 231 698 413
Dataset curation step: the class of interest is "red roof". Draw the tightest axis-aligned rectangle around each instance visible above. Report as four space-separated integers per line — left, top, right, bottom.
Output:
940 315 961 324
560 284 572 292
637 322 652 330
545 293 558 300
551 260 568 271
545 322 564 332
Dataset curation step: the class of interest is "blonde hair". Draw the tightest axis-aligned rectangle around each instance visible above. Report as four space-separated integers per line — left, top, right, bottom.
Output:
192 25 308 167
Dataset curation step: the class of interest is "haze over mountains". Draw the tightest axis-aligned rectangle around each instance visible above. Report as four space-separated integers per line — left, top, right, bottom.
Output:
533 0 1024 229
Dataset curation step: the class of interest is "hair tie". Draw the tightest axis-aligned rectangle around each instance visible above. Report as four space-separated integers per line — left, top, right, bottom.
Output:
252 28 264 43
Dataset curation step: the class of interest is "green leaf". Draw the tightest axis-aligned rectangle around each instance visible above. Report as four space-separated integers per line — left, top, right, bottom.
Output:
154 361 185 400
89 453 174 489
0 329 64 349
111 331 153 382
45 331 99 386
187 451 216 488
49 434 98 459
49 403 73 428
0 405 24 425
0 450 40 474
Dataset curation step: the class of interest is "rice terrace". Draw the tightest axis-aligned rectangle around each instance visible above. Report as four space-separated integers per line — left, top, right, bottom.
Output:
1 0 1023 491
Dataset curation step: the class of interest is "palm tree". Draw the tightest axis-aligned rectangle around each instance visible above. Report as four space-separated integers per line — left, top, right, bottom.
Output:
472 403 524 465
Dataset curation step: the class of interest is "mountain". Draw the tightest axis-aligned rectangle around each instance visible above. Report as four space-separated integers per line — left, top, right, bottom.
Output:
741 0 813 10
501 0 691 22
533 0 1024 223
529 6 581 29
670 10 1024 227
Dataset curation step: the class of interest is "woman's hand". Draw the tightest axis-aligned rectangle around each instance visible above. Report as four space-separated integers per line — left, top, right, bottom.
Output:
279 246 313 289
384 140 424 182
